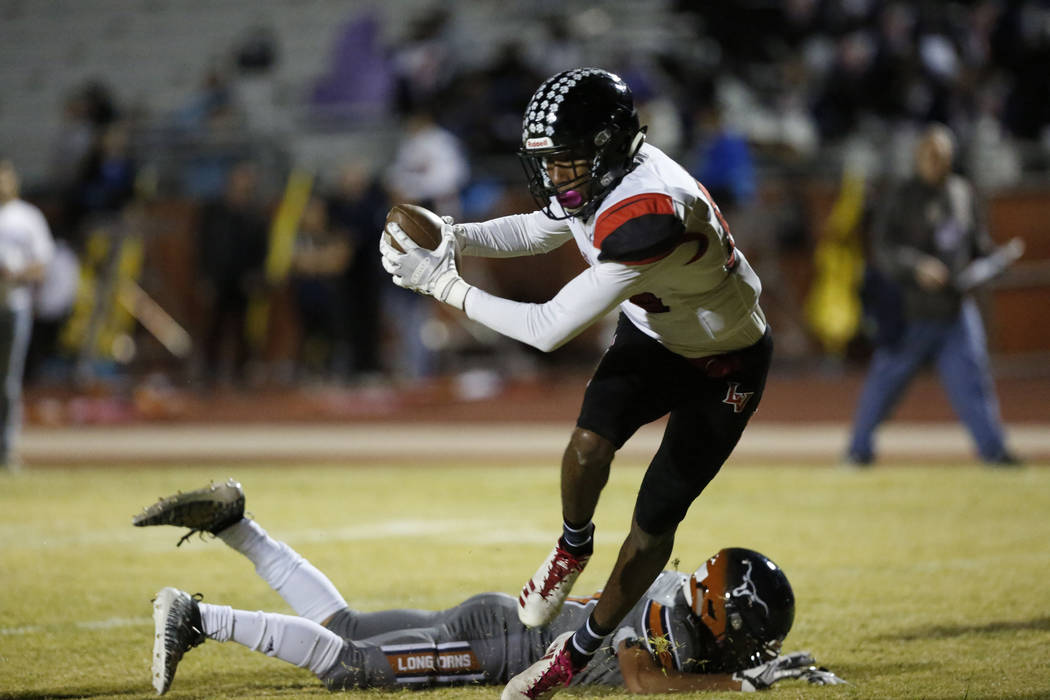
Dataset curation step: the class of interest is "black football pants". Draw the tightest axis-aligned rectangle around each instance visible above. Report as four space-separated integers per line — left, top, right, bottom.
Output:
576 313 773 534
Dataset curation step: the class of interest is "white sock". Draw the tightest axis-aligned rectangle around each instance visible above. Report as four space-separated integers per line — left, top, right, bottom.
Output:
218 519 347 623
201 604 345 676
199 602 235 642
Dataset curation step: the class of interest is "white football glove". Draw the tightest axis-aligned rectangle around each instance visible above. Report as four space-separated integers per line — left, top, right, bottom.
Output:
800 666 847 686
733 652 846 691
440 214 469 252
380 221 472 310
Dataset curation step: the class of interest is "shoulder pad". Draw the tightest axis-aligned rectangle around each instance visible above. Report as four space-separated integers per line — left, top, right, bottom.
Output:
595 193 684 264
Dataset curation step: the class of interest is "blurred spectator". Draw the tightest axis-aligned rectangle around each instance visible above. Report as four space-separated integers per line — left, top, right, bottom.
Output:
47 85 107 269
3 0 1048 391
991 0 1050 141
289 194 351 380
845 124 1019 467
79 80 120 129
525 13 587 77
687 83 814 359
173 65 249 199
0 159 55 470
615 53 684 157
391 8 457 116
75 122 138 220
50 117 142 384
386 107 469 214
804 167 867 359
48 89 98 192
812 30 879 141
864 3 920 124
384 106 469 379
326 164 389 379
234 25 279 75
25 239 79 384
311 11 395 123
686 90 756 211
443 42 543 158
55 80 126 246
172 66 239 133
194 161 269 388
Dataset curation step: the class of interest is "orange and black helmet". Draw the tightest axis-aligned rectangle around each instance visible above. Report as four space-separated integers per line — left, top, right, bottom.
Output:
684 547 795 670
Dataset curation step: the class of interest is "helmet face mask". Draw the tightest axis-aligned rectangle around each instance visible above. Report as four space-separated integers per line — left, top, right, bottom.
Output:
684 548 796 671
519 68 645 220
525 152 593 213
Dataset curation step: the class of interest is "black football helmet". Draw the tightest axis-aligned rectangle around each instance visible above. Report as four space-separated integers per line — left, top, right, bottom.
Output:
684 548 796 671
519 68 646 220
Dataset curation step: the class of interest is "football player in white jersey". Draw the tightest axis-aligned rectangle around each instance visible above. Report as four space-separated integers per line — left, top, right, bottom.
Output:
135 481 843 695
381 68 774 699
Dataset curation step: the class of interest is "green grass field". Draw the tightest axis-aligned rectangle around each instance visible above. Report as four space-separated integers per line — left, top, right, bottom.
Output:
2 460 1048 700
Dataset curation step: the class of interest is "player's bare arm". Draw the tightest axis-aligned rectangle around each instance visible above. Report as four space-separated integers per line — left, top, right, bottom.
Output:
618 642 844 694
616 641 740 693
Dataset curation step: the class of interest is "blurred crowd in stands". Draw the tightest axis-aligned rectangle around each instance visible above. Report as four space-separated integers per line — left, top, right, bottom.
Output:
14 0 1050 402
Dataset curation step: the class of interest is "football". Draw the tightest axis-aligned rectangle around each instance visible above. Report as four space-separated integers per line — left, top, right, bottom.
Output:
384 204 445 252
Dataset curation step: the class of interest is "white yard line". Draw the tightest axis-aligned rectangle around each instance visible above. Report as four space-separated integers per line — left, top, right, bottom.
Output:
1 616 151 636
20 422 1050 464
6 519 596 550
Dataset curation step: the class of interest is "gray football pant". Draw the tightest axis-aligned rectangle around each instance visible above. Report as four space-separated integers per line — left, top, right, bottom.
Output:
0 306 32 464
318 593 547 690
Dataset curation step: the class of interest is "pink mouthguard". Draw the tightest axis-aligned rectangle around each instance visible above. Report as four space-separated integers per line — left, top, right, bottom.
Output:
556 190 584 208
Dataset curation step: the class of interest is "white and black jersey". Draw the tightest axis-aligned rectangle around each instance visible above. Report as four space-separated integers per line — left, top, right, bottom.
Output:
456 143 766 359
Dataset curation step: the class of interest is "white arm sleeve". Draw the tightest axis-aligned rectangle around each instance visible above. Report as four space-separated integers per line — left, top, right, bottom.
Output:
456 211 573 258
463 261 641 352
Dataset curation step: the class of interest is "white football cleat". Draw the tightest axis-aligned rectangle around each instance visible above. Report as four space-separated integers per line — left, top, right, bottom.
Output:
502 631 579 700
518 539 590 628
151 587 206 695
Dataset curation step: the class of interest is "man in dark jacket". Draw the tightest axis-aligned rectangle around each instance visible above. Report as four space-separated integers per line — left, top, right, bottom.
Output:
846 124 1019 466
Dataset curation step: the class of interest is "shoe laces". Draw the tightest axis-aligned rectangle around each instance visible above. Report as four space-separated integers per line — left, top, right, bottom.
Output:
538 545 588 598
176 529 207 548
174 510 250 547
527 643 576 698
185 592 206 647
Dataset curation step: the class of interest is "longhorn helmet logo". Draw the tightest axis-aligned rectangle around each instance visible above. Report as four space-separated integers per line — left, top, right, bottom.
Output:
724 559 770 635
729 558 770 616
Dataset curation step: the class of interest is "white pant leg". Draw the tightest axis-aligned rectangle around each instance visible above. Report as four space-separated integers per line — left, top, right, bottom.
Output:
218 519 348 623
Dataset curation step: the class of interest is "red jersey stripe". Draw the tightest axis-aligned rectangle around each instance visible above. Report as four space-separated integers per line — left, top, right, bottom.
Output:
594 193 676 250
